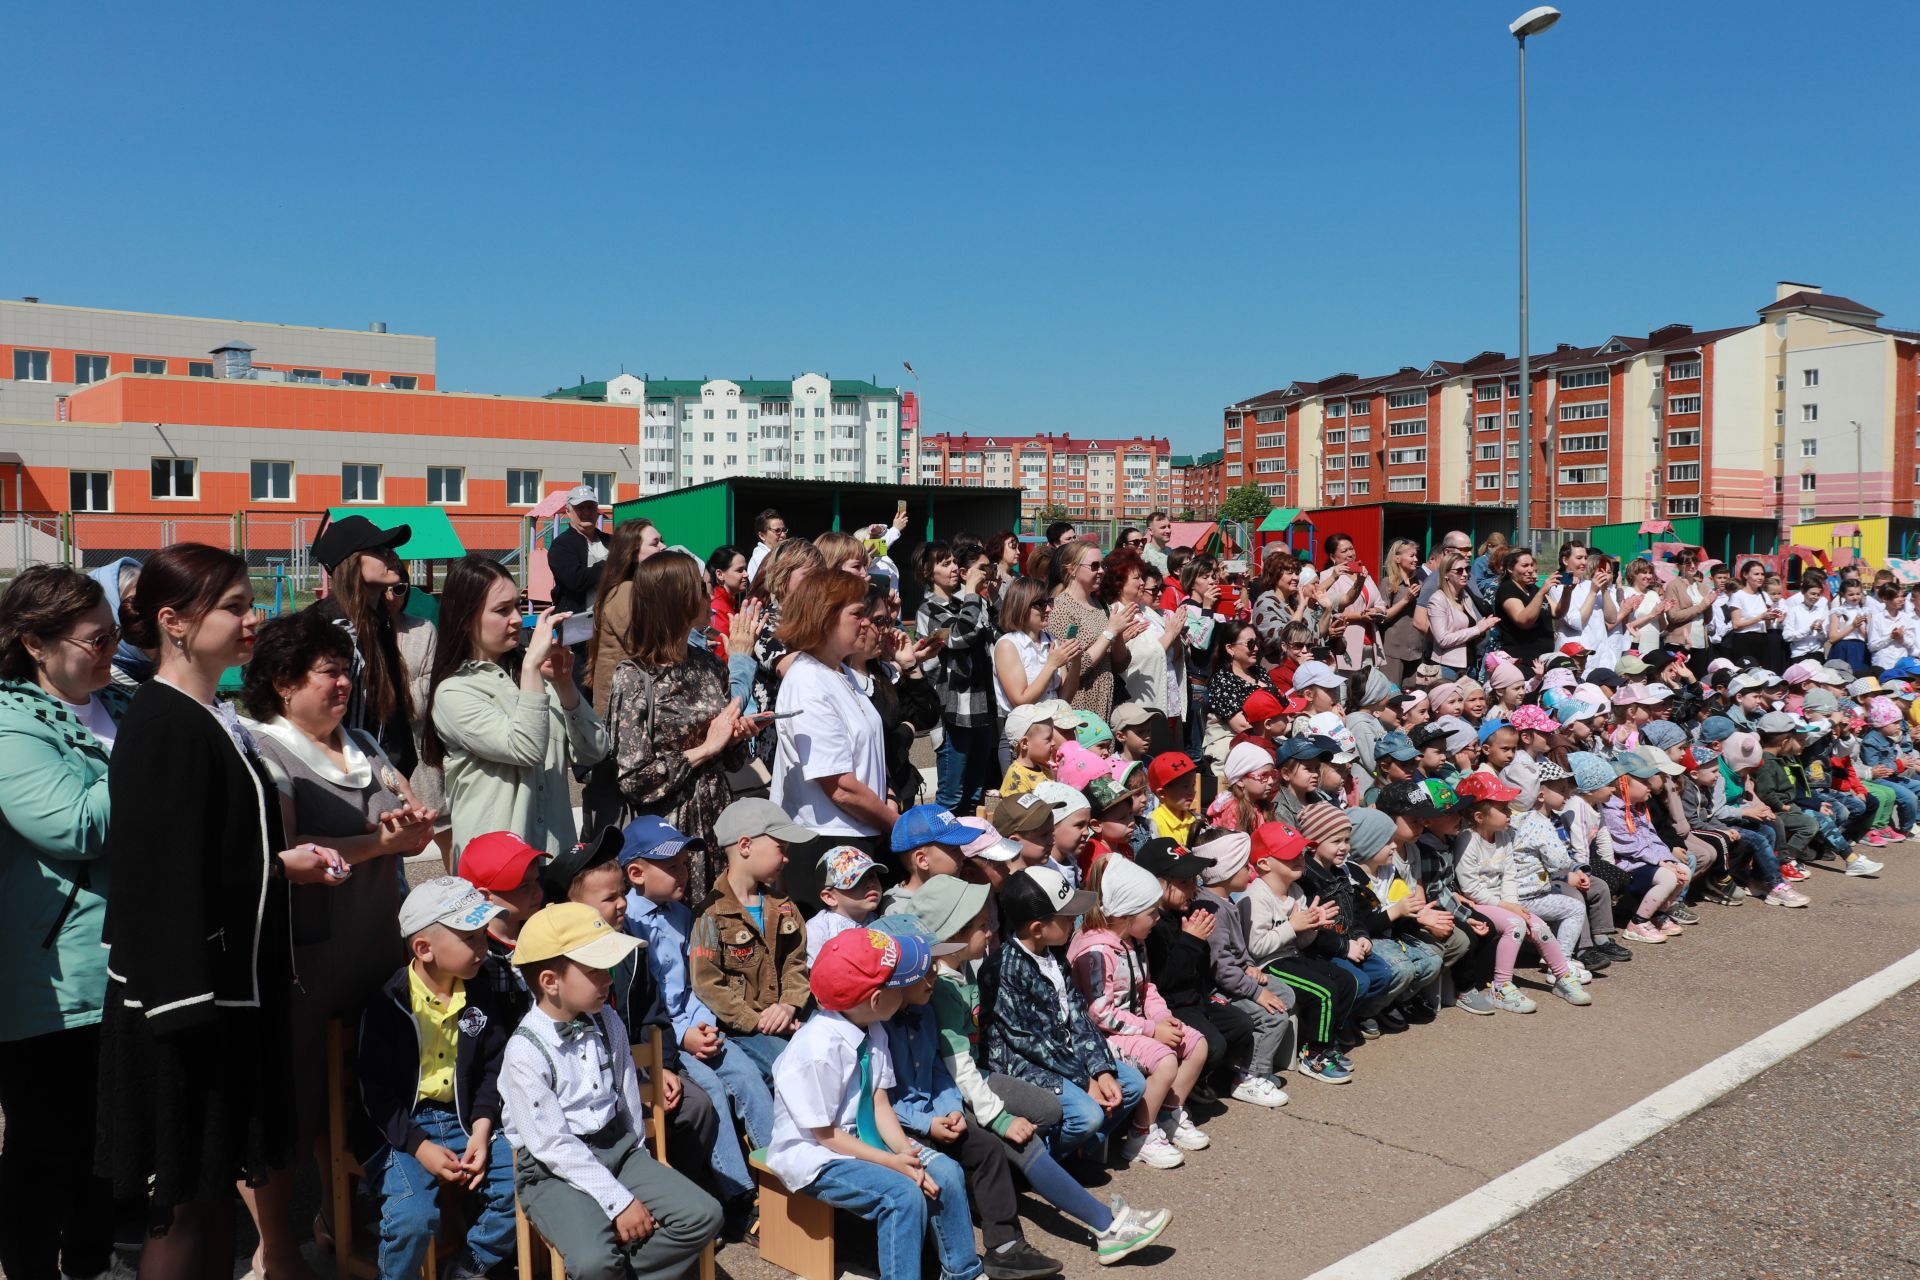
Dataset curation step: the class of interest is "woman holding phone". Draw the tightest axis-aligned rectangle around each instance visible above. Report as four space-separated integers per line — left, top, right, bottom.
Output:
915 539 997 814
1322 533 1387 671
607 552 759 908
422 554 607 864
992 576 1082 767
1724 559 1778 668
1045 540 1144 722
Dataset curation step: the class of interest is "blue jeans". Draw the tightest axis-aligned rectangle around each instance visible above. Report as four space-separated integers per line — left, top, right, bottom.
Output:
1332 949 1405 1018
679 1044 772 1200
1815 787 1869 838
805 1152 983 1280
935 721 997 814
1047 1061 1147 1162
364 1105 515 1280
727 1032 789 1087
1372 937 1442 1006
1728 818 1782 890
1878 778 1919 829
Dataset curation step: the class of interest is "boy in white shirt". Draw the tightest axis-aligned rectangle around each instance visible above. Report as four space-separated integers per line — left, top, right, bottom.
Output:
767 928 985 1280
502 904 722 1280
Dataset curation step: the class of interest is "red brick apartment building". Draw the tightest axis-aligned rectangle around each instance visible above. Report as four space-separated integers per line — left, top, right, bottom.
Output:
1222 283 1920 535
916 433 1173 522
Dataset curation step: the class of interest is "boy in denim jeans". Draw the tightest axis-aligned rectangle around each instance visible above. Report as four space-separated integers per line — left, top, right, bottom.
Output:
354 878 523 1280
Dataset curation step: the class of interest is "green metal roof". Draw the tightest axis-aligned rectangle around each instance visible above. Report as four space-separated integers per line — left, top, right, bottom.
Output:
1256 506 1304 532
546 376 898 402
1195 448 1224 465
1169 454 1193 467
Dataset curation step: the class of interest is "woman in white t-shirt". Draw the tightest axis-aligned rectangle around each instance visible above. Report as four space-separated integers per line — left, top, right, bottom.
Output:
1546 543 1607 665
772 569 898 905
1724 559 1778 668
991 576 1081 767
1600 557 1665 667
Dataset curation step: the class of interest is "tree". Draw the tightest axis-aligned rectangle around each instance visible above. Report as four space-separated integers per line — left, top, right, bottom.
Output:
1176 507 1198 522
1032 503 1074 526
1219 483 1273 526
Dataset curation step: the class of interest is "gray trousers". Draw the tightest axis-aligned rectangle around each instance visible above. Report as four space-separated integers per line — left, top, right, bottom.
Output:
1230 975 1300 1075
1551 877 1614 945
516 1125 723 1280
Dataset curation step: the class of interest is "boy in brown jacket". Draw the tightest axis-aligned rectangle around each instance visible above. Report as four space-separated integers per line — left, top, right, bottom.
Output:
689 799 813 1084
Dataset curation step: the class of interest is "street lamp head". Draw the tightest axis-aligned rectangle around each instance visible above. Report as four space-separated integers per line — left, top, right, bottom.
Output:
902 360 916 375
1509 5 1560 37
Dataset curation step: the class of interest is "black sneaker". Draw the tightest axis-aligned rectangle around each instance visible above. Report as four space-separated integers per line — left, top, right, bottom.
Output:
1575 947 1613 972
1401 1000 1438 1024
1356 1016 1383 1039
1378 1006 1410 1032
1667 902 1700 926
1596 937 1633 962
984 1239 1065 1280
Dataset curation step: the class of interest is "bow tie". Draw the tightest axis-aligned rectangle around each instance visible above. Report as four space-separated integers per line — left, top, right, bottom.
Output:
556 1017 595 1044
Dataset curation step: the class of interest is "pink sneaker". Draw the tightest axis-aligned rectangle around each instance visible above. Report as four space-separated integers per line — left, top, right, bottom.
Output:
1657 918 1685 937
1865 831 1889 847
1622 920 1667 944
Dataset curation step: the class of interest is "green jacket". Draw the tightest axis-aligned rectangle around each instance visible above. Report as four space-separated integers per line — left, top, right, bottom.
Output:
0 680 127 1041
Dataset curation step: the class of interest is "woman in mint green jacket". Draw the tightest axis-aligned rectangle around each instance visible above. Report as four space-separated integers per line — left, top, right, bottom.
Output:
0 564 128 1280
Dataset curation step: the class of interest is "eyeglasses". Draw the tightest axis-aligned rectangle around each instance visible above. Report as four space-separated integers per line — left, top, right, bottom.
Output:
62 626 121 656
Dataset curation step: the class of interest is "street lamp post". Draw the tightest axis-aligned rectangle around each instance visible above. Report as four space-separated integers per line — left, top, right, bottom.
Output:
1510 5 1559 552
1852 419 1864 520
902 359 922 492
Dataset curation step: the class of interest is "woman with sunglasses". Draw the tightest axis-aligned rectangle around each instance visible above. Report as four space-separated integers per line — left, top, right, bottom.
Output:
993 575 1083 767
1047 541 1146 721
0 566 128 1280
1421 550 1497 679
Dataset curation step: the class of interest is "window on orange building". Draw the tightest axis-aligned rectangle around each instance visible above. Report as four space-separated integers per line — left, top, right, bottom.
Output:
341 371 372 386
428 466 465 505
343 463 382 503
507 469 543 506
250 461 294 502
74 355 108 384
70 471 110 512
13 350 49 381
151 457 197 500
188 361 214 378
133 358 167 375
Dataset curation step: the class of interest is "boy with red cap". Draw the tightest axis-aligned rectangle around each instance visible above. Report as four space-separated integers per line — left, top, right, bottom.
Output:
1146 752 1201 845
766 928 984 1280
1242 821 1354 1085
458 830 551 969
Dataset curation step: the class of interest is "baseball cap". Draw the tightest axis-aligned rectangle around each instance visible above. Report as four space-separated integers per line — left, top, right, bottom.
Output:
311 514 410 575
713 798 813 848
991 791 1053 838
1053 741 1110 794
1508 704 1558 734
1146 752 1199 793
618 815 704 866
1558 641 1590 658
1249 821 1307 865
564 484 600 508
1453 772 1520 804
869 913 967 962
1728 671 1772 696
458 831 545 893
1375 730 1419 762
1108 703 1162 735
540 826 624 903
907 875 992 943
1756 710 1798 735
1616 653 1650 676
1240 690 1285 724
1085 775 1133 816
1625 745 1685 777
510 902 642 970
1291 661 1345 693
399 876 504 937
1803 687 1842 714
999 865 1097 931
1698 715 1737 744
1031 781 1092 823
953 816 1019 862
821 845 881 892
891 804 977 854
1681 744 1721 769
810 926 933 1012
1005 699 1074 746
1407 723 1451 752
1134 838 1215 881
1070 711 1114 750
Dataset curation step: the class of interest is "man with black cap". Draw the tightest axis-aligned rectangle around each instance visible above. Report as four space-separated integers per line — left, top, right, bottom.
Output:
308 513 418 774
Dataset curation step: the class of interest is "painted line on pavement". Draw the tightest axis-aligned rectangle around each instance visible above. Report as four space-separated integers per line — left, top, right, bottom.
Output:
1302 944 1920 1280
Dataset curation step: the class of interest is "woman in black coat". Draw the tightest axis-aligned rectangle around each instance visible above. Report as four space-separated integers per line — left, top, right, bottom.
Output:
97 544 348 1280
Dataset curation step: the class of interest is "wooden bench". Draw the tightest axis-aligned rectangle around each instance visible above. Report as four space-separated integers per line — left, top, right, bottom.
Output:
325 1018 441 1279
515 1028 716 1280
748 1147 837 1280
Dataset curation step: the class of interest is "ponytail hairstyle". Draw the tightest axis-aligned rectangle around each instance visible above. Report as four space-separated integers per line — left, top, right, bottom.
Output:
328 549 412 728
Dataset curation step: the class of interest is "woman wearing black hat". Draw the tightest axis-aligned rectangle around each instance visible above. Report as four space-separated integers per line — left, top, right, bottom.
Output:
307 516 418 777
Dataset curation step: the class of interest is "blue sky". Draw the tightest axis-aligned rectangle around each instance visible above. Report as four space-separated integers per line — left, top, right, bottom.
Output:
9 1 1919 453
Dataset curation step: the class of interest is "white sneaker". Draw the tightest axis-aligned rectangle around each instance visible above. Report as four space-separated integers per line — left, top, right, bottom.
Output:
1162 1107 1210 1151
1764 884 1811 908
1845 854 1884 877
1569 962 1595 985
1230 1075 1290 1108
1121 1125 1185 1168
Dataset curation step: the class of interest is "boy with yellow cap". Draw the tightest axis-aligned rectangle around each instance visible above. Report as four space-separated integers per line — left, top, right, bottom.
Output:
501 904 722 1280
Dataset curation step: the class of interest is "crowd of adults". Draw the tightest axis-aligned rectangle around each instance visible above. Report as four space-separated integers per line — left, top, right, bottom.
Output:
4 482 1917 1280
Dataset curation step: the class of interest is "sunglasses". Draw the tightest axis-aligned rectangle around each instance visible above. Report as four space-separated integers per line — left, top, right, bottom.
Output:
383 582 411 600
63 627 122 656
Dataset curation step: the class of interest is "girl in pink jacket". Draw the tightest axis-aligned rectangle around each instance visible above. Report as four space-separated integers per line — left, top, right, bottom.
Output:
1067 855 1210 1171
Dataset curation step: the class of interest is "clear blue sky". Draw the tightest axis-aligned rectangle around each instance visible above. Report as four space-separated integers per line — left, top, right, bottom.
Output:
9 1 1918 454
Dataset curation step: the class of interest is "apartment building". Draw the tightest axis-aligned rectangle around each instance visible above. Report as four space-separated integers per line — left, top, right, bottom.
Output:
1171 448 1225 516
1223 282 1920 535
0 299 641 563
915 433 1173 521
548 374 907 491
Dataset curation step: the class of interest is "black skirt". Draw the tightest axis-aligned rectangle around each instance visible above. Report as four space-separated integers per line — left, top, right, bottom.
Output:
96 984 294 1231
